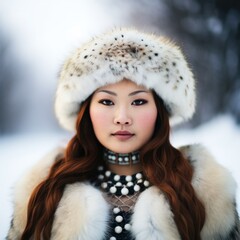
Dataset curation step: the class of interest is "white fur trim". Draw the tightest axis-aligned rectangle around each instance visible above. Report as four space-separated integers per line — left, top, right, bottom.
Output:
131 186 181 240
180 144 237 239
8 147 64 238
8 145 238 239
131 144 238 239
51 183 109 240
55 28 195 131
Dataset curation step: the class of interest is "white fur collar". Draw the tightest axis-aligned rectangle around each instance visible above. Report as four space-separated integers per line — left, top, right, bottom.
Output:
131 186 180 240
9 144 237 239
181 144 237 239
51 183 109 240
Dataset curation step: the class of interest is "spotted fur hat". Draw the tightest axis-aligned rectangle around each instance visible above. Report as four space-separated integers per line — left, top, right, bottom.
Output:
55 28 196 131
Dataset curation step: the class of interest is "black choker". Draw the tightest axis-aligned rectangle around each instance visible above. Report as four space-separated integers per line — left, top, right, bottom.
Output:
104 149 140 165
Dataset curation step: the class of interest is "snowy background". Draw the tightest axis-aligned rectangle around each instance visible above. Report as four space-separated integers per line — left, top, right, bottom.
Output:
0 0 239 238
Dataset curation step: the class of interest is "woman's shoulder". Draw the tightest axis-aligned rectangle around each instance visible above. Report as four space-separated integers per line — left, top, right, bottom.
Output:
9 146 110 239
15 147 65 194
8 147 65 239
179 143 237 194
12 147 65 207
179 144 239 239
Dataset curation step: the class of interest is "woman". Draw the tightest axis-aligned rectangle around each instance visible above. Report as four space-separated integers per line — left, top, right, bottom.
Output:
8 28 239 240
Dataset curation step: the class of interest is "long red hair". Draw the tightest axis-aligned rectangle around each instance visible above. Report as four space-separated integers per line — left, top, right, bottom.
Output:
21 92 205 239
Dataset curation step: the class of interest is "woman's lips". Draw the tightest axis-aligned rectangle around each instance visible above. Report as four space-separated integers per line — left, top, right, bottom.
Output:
112 131 134 140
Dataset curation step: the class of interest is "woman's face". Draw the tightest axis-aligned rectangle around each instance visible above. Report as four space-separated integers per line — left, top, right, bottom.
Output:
89 79 157 153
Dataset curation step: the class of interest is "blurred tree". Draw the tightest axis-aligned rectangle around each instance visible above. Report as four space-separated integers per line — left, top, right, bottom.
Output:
0 31 27 133
162 0 240 125
0 33 14 133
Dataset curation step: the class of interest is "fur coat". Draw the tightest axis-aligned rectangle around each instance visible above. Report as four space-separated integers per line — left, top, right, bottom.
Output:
7 144 240 240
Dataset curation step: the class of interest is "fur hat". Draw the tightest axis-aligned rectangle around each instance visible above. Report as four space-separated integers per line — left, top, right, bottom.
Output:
55 28 196 131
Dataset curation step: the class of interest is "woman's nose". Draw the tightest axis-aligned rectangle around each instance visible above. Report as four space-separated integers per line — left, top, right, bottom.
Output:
114 108 132 125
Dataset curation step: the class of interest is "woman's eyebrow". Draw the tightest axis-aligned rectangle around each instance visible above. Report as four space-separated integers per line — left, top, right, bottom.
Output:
96 90 117 96
128 90 149 96
96 89 148 96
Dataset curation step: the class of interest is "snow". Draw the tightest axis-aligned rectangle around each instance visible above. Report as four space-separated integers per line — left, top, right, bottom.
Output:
0 115 239 238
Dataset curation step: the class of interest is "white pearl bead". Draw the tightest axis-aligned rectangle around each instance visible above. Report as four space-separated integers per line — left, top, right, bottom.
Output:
98 166 103 171
115 182 122 187
112 156 116 160
105 171 111 177
114 175 120 181
124 157 129 161
110 186 117 193
118 157 123 161
136 173 142 179
115 215 123 222
113 207 120 214
101 182 108 189
98 174 104 180
110 237 116 240
134 184 140 192
124 223 131 231
115 226 122 234
125 175 132 182
144 180 150 187
137 179 143 183
127 182 133 187
132 155 136 160
121 187 129 195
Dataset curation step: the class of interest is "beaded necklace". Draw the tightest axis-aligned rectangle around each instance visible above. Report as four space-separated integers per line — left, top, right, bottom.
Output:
96 165 150 240
97 166 150 196
94 149 151 239
98 148 150 202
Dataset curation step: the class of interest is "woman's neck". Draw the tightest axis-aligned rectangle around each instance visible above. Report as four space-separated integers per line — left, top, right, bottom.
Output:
107 163 143 175
103 148 142 175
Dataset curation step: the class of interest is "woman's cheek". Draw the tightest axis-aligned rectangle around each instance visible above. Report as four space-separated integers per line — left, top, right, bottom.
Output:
136 110 157 129
90 108 110 128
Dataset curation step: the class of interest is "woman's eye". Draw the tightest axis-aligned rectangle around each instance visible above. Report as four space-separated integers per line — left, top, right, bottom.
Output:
132 99 148 106
98 99 114 105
